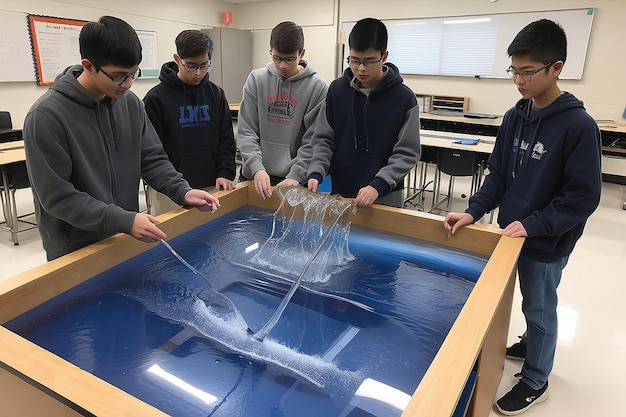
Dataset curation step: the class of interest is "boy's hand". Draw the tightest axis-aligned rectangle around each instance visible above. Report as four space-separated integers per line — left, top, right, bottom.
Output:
215 177 235 191
131 213 166 244
443 212 474 235
253 170 272 199
183 189 220 212
276 179 300 188
354 186 379 208
307 178 320 192
502 220 528 238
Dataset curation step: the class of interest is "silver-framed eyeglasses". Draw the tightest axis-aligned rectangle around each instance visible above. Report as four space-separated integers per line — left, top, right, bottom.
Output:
180 60 212 73
98 67 141 85
270 53 299 64
506 62 553 82
346 55 384 69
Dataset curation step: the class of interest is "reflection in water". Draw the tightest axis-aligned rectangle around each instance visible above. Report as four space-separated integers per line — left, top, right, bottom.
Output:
7 204 485 417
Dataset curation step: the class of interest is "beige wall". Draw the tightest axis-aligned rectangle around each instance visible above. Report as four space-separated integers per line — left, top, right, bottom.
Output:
237 0 626 122
0 0 234 126
2 0 625 126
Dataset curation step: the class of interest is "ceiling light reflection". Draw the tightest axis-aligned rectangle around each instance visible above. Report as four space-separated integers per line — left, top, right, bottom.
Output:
349 378 411 416
147 364 217 404
245 242 259 254
557 304 579 346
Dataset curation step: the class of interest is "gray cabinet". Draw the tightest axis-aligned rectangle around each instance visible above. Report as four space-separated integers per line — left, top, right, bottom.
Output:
203 27 252 105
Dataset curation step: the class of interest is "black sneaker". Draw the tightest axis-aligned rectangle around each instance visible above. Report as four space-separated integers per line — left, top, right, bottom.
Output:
495 380 549 415
506 336 526 361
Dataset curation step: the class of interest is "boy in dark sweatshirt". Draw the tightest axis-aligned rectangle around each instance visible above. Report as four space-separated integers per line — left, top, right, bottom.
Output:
144 30 236 214
24 16 219 259
280 18 421 208
443 19 602 415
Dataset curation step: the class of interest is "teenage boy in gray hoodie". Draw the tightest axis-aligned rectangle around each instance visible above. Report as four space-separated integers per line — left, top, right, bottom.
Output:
237 21 327 199
23 16 220 260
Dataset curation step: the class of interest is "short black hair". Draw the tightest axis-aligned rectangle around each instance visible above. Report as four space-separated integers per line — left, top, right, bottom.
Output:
175 30 213 59
349 18 387 53
507 19 567 64
270 21 304 54
79 16 142 68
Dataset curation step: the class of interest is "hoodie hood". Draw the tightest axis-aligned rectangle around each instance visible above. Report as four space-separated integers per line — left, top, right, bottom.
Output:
158 61 212 91
51 64 102 109
343 62 404 94
266 59 318 83
510 92 584 180
342 62 405 152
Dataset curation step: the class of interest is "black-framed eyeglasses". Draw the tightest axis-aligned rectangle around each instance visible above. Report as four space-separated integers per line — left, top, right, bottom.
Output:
180 60 212 73
97 66 141 85
506 62 553 82
346 55 384 69
269 52 299 65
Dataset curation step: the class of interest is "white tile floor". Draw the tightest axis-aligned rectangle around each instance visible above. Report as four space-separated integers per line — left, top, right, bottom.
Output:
1 178 625 417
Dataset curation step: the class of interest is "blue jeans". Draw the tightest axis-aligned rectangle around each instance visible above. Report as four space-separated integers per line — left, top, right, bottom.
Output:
517 253 568 390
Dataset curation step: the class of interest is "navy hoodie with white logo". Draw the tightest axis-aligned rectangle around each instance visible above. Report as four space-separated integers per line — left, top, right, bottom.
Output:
466 92 602 262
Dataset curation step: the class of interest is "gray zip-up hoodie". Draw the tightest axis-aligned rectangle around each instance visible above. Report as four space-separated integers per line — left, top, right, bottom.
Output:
237 60 327 181
23 65 192 257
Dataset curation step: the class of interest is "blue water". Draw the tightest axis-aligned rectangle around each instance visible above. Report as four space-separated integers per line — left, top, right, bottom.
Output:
6 207 486 417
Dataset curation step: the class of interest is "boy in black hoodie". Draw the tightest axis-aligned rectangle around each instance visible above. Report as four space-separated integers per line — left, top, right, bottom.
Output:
443 19 602 415
144 30 236 215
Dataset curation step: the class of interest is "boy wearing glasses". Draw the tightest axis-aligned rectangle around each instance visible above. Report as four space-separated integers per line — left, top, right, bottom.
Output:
23 16 220 260
280 18 420 208
144 30 236 215
237 21 327 199
443 19 601 415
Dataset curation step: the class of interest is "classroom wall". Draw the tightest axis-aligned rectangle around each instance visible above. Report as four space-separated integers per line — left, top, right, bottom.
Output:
0 0 236 126
1 0 625 126
237 0 626 122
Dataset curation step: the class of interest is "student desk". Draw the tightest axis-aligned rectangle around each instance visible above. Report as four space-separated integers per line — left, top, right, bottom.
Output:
407 130 495 212
597 122 626 210
0 184 523 417
0 128 22 142
421 112 626 210
0 140 28 244
420 112 502 137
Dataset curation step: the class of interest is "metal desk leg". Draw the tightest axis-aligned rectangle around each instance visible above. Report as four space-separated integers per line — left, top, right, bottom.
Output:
1 166 19 244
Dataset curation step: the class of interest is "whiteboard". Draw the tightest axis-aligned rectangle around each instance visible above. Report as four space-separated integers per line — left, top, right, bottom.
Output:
342 8 595 80
0 10 36 82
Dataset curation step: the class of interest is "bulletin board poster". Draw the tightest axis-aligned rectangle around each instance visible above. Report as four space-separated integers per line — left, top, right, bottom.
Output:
28 15 86 85
136 30 159 78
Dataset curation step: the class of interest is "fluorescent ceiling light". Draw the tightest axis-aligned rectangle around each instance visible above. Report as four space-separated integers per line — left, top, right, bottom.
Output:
444 18 492 25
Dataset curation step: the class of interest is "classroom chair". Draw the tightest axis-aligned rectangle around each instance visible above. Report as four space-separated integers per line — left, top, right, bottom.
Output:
429 148 479 214
0 111 36 244
403 147 437 211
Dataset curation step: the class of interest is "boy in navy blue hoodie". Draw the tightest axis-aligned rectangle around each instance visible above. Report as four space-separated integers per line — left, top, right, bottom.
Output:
144 30 236 214
443 19 601 415
279 18 420 208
